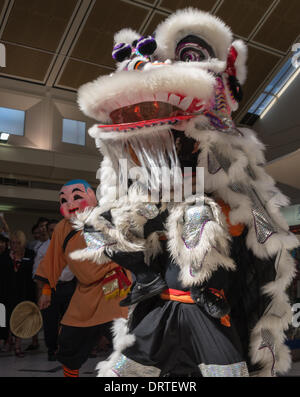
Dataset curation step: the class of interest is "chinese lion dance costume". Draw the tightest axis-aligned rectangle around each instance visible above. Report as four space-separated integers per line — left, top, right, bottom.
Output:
72 8 299 377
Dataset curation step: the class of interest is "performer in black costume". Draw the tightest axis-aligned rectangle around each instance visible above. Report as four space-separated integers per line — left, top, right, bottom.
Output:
71 8 298 377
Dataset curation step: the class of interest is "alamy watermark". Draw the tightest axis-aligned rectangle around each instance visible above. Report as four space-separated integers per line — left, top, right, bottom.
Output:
292 303 300 328
0 43 6 68
96 160 204 204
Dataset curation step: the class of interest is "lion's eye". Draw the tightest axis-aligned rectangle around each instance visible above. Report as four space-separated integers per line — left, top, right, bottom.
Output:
175 35 215 63
176 45 210 62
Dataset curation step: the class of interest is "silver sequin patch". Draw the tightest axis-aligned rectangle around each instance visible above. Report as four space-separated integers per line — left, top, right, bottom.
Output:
113 354 160 377
182 205 213 249
199 362 249 377
84 231 116 250
207 152 222 174
229 182 277 244
195 115 243 137
259 329 276 377
210 146 232 172
136 203 159 219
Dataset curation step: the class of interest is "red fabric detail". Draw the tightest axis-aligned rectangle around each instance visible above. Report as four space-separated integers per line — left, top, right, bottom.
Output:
209 288 226 300
163 288 191 297
103 266 131 290
220 314 231 327
89 264 131 289
63 366 79 377
226 46 238 77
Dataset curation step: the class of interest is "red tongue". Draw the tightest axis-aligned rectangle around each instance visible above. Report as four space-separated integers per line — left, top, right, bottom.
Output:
98 114 196 132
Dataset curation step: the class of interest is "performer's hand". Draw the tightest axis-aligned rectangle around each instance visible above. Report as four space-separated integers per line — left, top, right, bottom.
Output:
38 294 51 310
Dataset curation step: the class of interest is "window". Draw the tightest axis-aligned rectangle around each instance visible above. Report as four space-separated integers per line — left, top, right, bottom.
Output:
0 106 25 136
62 118 86 146
245 48 300 121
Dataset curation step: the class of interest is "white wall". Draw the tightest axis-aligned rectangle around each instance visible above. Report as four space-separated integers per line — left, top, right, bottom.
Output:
0 77 101 221
0 77 99 156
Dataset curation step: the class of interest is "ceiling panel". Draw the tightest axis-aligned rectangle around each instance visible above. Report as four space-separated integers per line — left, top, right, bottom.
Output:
140 0 157 4
216 0 274 38
70 0 150 68
0 0 298 129
143 11 166 36
0 43 54 81
56 59 111 90
2 0 77 52
0 0 6 15
160 0 217 12
252 0 300 52
236 45 281 112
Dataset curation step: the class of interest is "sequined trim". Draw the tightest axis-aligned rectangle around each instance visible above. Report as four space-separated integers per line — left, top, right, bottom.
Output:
182 205 213 249
83 231 116 251
199 362 249 377
259 329 276 377
210 146 232 172
137 203 159 219
229 183 277 244
207 152 222 175
113 354 160 377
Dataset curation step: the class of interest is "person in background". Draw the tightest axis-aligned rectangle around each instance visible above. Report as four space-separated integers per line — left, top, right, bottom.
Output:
24 217 49 352
0 234 10 351
0 213 10 238
32 218 50 278
35 179 130 377
40 219 77 362
27 224 41 252
4 230 35 357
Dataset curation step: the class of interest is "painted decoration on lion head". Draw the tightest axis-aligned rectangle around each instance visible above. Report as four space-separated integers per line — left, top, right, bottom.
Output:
78 8 248 202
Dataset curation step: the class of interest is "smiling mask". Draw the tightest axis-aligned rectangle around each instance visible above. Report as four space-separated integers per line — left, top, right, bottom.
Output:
59 179 98 219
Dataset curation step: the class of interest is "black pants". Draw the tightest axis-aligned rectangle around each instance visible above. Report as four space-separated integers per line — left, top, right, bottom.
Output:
56 321 113 370
42 278 76 354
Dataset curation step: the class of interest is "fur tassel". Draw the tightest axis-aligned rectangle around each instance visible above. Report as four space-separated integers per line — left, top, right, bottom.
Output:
96 318 136 377
231 40 248 85
167 196 235 287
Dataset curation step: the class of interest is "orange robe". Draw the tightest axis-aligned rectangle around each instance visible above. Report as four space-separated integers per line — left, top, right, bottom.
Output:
35 218 128 327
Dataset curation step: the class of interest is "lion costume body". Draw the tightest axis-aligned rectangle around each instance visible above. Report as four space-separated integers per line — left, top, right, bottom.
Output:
73 8 298 377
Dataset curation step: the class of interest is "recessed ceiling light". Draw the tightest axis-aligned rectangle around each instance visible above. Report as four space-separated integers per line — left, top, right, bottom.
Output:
0 132 9 142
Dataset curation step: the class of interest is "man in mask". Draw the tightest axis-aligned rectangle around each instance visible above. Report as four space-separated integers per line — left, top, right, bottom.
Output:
35 179 130 377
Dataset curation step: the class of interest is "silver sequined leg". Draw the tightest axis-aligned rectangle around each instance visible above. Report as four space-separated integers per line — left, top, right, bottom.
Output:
111 354 161 377
199 361 249 377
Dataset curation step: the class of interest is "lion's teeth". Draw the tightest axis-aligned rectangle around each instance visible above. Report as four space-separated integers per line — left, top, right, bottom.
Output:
178 96 193 111
154 92 168 103
168 94 181 107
